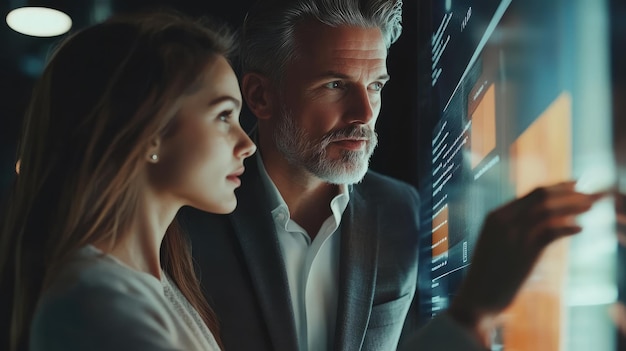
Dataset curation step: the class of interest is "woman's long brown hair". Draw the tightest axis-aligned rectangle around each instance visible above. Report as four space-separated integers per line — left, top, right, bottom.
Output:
0 11 234 351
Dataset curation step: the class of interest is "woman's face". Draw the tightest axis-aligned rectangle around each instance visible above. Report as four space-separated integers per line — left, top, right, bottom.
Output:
150 56 256 214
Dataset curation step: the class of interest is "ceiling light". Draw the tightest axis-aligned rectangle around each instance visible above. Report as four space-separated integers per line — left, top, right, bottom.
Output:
6 7 72 37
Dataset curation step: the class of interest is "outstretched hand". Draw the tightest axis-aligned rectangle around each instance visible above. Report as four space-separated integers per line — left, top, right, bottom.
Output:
447 181 605 345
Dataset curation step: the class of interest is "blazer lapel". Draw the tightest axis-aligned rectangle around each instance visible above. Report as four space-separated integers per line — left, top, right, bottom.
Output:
229 155 299 351
334 186 380 351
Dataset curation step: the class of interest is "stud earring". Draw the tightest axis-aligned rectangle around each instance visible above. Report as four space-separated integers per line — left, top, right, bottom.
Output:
149 154 159 162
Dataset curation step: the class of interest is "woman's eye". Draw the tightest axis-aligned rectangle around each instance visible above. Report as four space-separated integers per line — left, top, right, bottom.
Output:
218 110 233 122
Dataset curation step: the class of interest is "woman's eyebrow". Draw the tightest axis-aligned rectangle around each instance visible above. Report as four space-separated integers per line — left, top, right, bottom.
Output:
208 96 241 109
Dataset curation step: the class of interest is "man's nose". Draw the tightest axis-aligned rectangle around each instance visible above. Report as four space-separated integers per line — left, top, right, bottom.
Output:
344 86 376 124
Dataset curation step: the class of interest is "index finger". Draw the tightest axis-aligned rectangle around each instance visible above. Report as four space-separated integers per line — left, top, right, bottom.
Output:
506 182 604 220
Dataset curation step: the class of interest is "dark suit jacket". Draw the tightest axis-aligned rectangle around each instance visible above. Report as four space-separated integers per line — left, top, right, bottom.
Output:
179 155 421 351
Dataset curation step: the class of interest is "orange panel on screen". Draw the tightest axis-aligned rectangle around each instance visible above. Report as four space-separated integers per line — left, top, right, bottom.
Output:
470 83 497 169
432 205 449 257
504 92 572 351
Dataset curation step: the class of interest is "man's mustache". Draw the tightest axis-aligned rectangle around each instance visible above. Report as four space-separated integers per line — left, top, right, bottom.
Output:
322 125 377 143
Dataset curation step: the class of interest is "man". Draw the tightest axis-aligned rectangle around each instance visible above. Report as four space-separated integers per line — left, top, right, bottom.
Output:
180 0 602 350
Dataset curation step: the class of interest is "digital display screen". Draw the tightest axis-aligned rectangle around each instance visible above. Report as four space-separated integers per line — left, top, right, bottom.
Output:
417 0 619 349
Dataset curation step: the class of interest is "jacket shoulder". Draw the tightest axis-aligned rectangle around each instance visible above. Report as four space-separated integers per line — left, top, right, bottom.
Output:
356 170 420 205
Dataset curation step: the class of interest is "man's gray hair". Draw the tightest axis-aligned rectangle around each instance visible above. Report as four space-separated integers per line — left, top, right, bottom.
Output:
240 0 403 85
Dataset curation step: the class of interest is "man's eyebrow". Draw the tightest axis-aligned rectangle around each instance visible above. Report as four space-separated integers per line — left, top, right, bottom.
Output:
316 71 391 81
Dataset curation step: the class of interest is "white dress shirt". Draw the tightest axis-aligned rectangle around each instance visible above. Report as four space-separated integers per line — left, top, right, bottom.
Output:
257 154 349 351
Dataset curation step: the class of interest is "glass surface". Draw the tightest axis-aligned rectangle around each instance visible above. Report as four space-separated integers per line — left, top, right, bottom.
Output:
417 0 619 349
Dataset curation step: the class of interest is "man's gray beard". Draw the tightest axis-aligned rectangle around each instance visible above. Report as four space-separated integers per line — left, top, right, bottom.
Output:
273 107 378 185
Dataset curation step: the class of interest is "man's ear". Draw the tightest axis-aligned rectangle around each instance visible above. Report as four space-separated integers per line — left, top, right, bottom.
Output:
241 72 275 120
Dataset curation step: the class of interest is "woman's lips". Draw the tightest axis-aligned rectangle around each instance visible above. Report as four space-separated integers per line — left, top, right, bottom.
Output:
227 167 244 186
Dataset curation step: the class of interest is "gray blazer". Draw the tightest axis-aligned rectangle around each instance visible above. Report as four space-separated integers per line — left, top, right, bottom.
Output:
180 155 421 351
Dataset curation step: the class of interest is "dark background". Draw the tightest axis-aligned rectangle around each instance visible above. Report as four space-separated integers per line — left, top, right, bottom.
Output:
0 0 427 202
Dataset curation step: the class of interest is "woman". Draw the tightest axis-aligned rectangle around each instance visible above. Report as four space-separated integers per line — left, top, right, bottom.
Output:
0 11 256 351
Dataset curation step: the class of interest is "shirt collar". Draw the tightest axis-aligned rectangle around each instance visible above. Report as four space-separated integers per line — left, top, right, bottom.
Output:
255 151 350 226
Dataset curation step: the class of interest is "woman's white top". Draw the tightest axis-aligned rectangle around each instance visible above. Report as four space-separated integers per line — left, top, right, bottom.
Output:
30 245 221 351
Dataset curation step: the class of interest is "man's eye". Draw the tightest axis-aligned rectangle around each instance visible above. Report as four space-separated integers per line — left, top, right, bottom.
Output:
324 81 343 89
370 82 384 92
